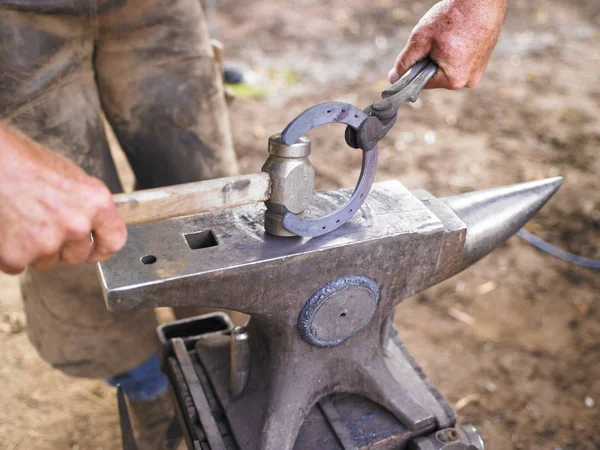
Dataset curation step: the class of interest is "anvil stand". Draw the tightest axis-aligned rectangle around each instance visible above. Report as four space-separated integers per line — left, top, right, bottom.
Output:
101 177 561 450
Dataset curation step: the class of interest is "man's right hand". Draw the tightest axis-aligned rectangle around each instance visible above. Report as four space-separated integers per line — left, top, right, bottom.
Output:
0 124 127 274
388 0 508 90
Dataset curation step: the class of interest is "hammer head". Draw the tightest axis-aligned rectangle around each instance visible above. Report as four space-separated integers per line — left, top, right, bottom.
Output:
261 134 315 237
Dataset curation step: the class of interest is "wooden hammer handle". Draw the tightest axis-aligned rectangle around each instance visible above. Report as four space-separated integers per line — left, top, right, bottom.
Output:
113 173 271 226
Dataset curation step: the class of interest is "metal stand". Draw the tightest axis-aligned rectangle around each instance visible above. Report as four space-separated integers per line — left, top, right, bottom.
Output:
157 313 483 450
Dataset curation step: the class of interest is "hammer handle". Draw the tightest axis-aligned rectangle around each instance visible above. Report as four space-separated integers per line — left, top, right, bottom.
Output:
114 173 271 226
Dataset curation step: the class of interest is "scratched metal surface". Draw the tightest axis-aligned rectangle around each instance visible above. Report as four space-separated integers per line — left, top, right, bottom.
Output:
99 180 443 313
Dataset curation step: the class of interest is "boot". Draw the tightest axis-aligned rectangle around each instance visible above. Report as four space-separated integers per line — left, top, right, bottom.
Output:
128 392 183 450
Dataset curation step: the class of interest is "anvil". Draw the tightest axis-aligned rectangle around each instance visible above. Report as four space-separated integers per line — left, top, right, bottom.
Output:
99 176 561 449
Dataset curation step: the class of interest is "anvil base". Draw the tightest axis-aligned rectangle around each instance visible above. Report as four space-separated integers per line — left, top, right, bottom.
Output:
158 313 458 450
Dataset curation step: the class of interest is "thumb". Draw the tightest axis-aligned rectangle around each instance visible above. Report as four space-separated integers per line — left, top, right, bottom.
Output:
389 33 432 83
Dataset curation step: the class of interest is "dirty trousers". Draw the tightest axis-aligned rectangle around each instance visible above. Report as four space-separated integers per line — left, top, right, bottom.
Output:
0 0 240 377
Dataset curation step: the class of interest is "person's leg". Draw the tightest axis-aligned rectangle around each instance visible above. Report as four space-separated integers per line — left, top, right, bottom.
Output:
0 6 160 379
95 0 247 325
0 9 177 448
94 0 240 189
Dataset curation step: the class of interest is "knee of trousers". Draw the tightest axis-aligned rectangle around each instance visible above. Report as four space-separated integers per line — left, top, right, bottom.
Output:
21 263 160 378
95 0 240 187
0 8 123 192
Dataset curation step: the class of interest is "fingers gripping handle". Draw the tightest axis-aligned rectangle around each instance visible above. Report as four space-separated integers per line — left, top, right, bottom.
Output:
376 58 438 112
381 57 438 100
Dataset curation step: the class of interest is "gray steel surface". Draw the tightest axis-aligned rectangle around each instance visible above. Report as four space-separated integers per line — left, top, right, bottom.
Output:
100 178 561 315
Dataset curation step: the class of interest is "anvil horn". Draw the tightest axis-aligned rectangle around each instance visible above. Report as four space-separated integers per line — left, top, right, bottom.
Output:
442 177 563 269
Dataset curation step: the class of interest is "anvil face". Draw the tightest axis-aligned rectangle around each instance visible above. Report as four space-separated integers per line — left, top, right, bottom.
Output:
99 178 561 322
100 181 459 317
99 177 561 450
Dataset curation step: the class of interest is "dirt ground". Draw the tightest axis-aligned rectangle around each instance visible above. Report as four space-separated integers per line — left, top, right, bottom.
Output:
1 0 599 449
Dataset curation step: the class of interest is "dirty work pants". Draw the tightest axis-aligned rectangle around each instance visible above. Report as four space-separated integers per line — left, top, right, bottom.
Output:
0 0 240 377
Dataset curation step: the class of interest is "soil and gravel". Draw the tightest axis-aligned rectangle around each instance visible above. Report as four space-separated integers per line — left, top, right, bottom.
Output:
1 0 598 449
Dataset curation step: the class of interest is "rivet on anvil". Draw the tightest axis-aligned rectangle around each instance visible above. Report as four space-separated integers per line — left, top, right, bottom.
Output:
298 275 379 347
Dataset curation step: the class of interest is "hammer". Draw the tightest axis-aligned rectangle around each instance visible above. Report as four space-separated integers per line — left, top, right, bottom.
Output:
113 172 272 226
114 134 316 231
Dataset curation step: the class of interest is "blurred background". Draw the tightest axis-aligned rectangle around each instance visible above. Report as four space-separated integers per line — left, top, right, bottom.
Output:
0 0 598 448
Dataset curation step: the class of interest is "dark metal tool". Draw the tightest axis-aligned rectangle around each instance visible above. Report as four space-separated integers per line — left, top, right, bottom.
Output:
345 58 438 151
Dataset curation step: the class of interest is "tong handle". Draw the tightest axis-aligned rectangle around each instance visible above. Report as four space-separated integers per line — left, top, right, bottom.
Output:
382 58 437 99
372 58 438 118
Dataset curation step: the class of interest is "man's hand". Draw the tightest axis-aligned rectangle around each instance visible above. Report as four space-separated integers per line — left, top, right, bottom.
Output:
0 124 126 274
389 0 508 89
